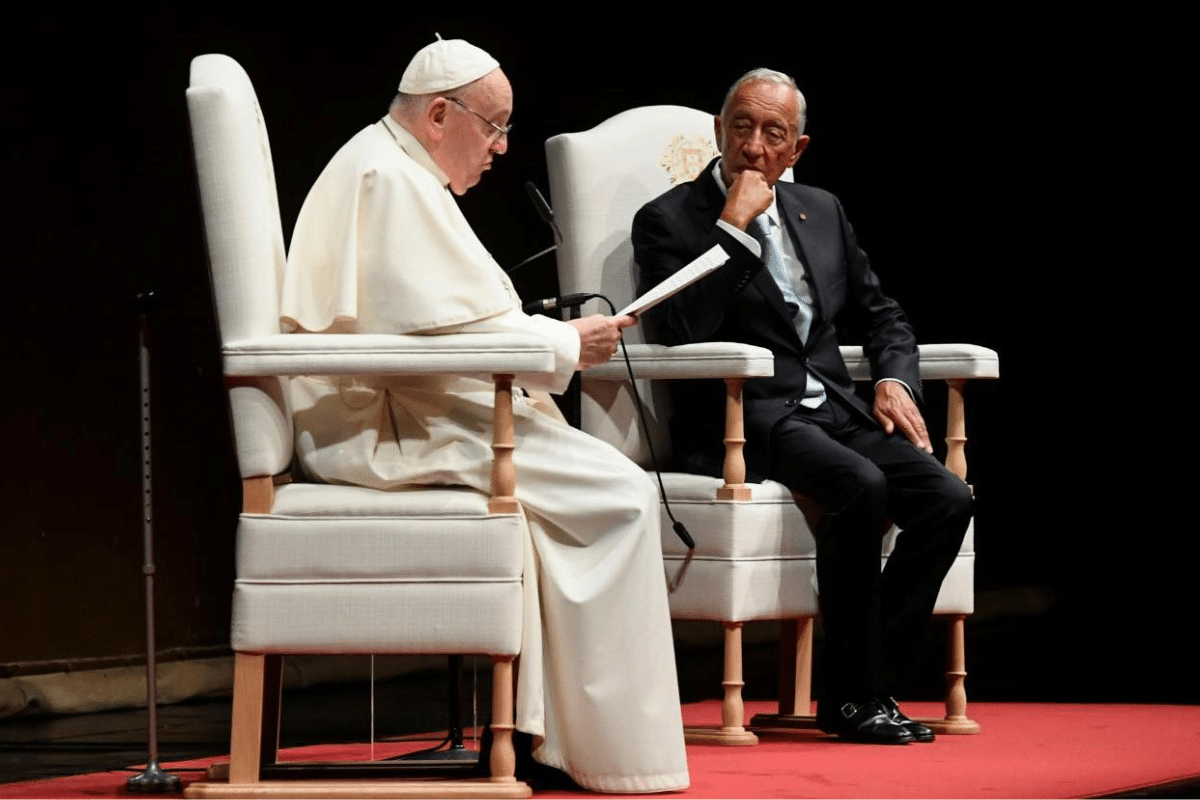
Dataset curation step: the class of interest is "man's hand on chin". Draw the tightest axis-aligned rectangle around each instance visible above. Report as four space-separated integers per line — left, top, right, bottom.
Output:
719 169 774 230
872 380 933 453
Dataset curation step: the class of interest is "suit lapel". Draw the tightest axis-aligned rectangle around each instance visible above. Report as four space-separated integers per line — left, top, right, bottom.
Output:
776 184 832 336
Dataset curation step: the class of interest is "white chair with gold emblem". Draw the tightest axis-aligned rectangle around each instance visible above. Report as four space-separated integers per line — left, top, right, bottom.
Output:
184 53 541 798
545 105 997 743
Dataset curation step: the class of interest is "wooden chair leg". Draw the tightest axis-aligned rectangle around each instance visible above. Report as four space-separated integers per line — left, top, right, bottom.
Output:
684 622 758 745
488 656 518 783
260 654 283 766
198 653 281 783
925 614 981 734
750 616 817 731
779 616 813 717
229 653 267 783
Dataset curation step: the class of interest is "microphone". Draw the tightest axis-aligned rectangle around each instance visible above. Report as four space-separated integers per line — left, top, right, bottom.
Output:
507 244 556 275
525 181 562 245
672 521 695 550
506 181 562 274
522 292 597 314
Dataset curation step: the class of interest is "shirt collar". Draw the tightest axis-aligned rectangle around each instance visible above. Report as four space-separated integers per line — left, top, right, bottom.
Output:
379 114 451 188
712 159 780 226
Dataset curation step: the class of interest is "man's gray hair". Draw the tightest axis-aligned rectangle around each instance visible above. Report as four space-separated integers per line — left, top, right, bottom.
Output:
720 68 807 135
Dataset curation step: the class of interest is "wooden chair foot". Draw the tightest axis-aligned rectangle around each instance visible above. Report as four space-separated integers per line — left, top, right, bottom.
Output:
923 715 982 735
683 725 759 746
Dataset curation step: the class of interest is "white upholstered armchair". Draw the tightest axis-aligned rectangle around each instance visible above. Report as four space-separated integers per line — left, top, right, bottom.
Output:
545 105 998 743
184 53 539 798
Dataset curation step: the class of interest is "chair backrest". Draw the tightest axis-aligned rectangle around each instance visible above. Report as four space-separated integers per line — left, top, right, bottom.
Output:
187 54 292 480
547 106 716 341
546 105 791 469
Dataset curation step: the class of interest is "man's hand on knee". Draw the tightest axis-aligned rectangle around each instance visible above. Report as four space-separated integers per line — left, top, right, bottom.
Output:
872 381 932 453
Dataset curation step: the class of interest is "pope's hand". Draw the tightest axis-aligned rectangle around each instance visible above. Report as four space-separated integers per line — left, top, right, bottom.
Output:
570 314 638 370
872 380 933 453
719 170 774 230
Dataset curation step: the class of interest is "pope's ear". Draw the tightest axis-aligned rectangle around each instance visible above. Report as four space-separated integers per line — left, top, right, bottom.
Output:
426 97 450 140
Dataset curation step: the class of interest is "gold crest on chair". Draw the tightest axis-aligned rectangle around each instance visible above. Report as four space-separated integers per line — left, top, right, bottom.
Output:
658 133 719 185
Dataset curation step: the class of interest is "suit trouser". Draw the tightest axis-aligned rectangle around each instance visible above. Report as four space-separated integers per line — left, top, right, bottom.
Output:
768 394 973 703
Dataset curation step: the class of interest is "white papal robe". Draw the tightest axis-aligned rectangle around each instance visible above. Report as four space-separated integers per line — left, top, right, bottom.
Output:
280 116 688 793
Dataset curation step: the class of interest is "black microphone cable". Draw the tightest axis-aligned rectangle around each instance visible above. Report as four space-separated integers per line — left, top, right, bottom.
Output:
518 182 693 548
587 294 695 550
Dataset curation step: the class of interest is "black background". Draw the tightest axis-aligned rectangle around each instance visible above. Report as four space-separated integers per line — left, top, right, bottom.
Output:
4 8 1192 704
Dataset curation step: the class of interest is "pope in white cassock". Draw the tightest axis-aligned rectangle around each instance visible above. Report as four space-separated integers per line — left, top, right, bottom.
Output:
279 36 689 793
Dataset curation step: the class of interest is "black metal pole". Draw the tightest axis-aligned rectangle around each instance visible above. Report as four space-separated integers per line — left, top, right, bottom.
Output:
126 292 181 794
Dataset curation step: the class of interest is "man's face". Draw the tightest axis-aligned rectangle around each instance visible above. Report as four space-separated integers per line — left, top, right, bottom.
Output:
715 80 809 188
438 68 512 196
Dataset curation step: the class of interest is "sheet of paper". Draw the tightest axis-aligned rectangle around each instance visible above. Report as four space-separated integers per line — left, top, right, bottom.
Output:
618 244 729 317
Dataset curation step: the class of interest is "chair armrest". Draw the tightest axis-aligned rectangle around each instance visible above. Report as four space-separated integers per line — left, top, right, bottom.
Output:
222 332 557 378
582 342 775 381
840 343 1000 382
582 342 772 500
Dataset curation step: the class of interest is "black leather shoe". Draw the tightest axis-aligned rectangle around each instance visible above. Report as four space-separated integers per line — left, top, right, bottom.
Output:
817 699 914 744
878 695 935 742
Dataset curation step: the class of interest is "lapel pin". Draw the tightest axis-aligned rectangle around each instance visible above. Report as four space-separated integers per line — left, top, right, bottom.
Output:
797 212 807 221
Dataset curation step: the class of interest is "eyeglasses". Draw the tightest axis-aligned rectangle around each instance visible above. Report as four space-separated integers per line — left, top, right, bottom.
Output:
444 96 512 141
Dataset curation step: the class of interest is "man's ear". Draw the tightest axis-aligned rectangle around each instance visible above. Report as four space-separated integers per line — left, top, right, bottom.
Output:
713 115 723 149
789 134 810 167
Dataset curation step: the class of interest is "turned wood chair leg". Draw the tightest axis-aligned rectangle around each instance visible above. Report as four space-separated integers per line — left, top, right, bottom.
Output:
926 614 981 734
721 622 748 733
683 622 758 745
489 656 518 783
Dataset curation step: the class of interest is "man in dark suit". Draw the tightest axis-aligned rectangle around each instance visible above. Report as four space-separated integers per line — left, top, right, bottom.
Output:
632 68 973 745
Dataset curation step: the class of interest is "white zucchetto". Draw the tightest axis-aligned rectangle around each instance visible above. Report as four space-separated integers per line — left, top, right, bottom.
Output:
398 34 499 94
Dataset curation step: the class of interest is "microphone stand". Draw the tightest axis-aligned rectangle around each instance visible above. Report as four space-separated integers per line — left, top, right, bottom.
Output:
389 655 478 767
126 291 182 794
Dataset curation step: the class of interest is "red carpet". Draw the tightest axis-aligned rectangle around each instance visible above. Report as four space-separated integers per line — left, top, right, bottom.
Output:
2 701 1197 798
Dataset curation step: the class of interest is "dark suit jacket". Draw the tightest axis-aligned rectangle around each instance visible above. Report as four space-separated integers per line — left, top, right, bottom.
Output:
631 158 921 481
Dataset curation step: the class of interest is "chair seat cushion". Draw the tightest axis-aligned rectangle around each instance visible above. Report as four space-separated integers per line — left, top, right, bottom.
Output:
658 474 812 559
657 475 974 620
231 483 525 654
238 483 524 582
232 582 523 654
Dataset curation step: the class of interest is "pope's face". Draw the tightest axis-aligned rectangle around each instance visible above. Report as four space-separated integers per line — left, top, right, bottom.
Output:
716 80 808 189
439 69 512 196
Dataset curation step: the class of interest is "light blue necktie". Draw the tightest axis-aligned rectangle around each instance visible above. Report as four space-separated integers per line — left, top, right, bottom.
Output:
749 214 825 408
